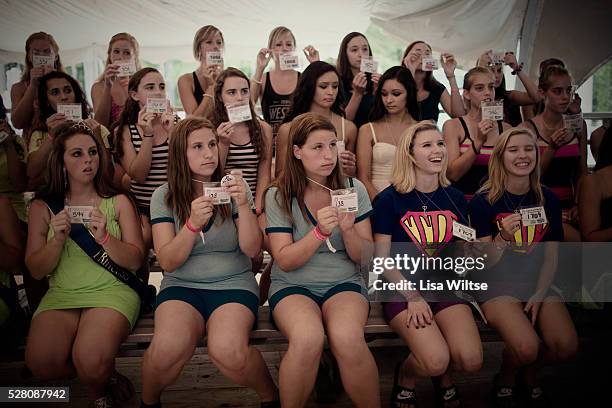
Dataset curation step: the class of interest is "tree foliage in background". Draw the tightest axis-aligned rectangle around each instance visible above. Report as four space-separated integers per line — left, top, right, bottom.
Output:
593 59 612 112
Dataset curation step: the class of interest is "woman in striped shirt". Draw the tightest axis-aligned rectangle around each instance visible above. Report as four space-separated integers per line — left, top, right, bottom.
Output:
212 68 272 212
114 67 174 253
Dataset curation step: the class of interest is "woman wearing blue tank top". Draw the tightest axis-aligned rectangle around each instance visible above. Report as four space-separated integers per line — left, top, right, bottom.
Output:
141 117 279 408
263 113 380 407
178 25 224 119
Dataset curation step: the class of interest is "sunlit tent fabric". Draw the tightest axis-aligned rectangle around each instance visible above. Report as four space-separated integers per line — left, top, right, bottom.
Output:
0 0 610 92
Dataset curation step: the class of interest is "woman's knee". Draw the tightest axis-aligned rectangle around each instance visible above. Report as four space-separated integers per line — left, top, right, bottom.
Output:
208 339 250 373
415 349 450 377
508 336 540 366
287 327 325 362
453 349 483 373
145 335 196 375
72 348 114 381
547 334 578 362
25 346 68 380
327 327 368 365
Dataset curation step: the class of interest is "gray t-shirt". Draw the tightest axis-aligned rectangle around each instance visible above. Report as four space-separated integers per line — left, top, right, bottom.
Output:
150 183 258 296
264 178 373 297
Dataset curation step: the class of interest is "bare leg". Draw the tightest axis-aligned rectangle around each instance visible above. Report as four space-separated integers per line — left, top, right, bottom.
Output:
273 295 325 408
323 291 380 408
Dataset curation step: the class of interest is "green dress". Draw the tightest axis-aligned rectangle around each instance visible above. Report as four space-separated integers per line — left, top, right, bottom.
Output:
33 196 140 328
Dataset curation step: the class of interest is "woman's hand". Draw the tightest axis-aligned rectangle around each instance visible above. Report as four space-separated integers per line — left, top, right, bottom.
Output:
50 209 71 243
188 196 214 230
405 296 433 329
89 207 107 242
498 212 522 241
316 206 339 236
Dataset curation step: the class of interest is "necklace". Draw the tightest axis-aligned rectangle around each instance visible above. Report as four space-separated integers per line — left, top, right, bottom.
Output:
540 115 562 132
502 190 530 213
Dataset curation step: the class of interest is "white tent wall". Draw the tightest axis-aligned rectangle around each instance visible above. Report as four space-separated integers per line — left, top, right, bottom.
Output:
521 0 612 86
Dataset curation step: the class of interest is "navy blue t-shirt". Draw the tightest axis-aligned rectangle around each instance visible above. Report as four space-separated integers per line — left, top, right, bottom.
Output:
372 185 469 256
469 187 563 245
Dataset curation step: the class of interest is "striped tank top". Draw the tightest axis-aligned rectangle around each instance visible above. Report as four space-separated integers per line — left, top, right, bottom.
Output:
129 124 169 213
225 139 259 196
453 117 502 200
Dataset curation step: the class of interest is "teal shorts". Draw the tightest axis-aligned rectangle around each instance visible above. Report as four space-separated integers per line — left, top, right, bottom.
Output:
156 287 259 328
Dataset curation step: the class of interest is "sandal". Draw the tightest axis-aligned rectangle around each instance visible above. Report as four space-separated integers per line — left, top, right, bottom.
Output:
108 370 135 403
492 373 517 408
390 361 418 408
431 376 462 408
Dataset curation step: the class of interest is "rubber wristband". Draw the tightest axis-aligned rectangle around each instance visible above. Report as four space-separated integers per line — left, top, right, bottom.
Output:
185 219 199 233
97 231 111 245
255 207 263 216
313 225 331 241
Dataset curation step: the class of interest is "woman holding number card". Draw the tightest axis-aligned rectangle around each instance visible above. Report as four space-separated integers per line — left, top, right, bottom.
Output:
92 32 142 129
469 127 577 408
114 67 175 258
28 72 109 189
520 66 587 242
11 32 65 145
276 61 358 178
142 117 279 408
250 26 320 150
476 50 541 127
336 32 380 128
262 113 379 408
25 121 144 407
178 25 225 119
401 41 465 122
356 66 418 200
444 67 511 200
372 121 482 408
212 68 272 211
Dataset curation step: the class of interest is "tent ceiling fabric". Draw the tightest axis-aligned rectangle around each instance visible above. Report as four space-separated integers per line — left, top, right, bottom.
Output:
370 0 528 65
1 0 525 66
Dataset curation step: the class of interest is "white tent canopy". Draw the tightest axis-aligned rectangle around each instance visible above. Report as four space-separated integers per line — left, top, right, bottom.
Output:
1 0 610 95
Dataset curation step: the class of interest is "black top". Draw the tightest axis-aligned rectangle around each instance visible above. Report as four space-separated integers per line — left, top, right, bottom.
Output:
192 72 205 105
262 71 299 138
418 81 446 122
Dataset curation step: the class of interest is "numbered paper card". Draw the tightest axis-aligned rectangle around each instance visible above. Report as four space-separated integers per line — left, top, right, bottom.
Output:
32 55 55 68
66 206 94 224
116 61 137 77
481 100 504 121
279 52 300 70
490 50 506 65
360 57 378 73
206 51 223 66
331 188 358 213
204 187 231 205
563 113 583 133
452 220 476 242
226 103 252 123
146 98 168 114
57 104 82 121
520 206 548 227
422 57 439 71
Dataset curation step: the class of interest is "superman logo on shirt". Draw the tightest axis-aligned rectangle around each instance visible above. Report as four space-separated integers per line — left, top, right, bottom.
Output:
400 210 456 257
495 213 548 253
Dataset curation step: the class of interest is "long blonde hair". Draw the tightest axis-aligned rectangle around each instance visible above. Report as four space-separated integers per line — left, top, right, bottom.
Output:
97 33 141 82
478 128 544 205
391 121 450 193
21 32 64 82
267 26 296 49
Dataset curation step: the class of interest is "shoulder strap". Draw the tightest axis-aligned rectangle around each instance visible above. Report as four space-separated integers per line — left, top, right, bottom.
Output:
348 177 354 188
43 196 156 314
341 117 345 143
527 119 543 140
458 117 472 144
369 122 377 143
497 120 503 134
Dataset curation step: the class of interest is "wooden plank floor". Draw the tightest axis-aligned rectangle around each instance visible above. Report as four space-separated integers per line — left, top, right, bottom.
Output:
2 333 610 408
